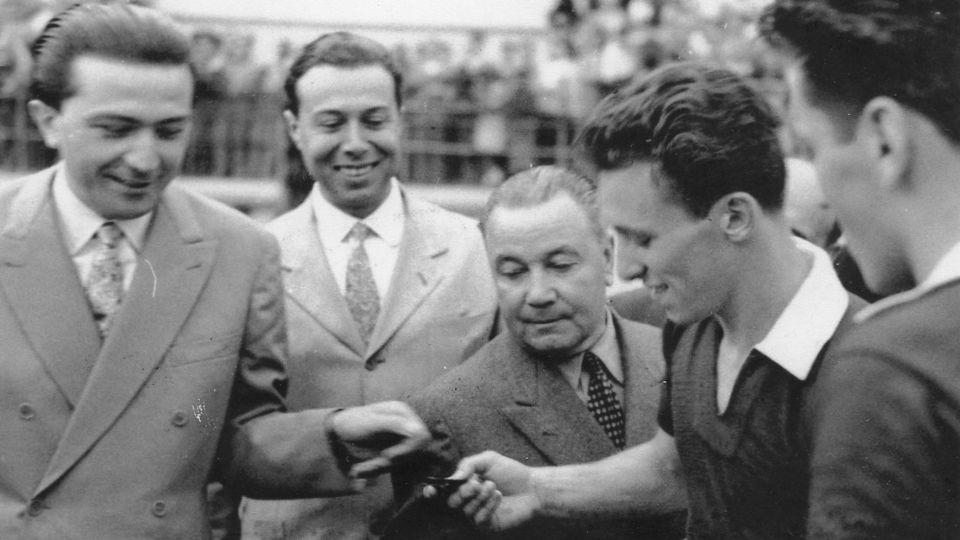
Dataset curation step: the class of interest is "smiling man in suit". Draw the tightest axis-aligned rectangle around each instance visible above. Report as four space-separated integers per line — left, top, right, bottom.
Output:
241 32 498 539
391 166 682 539
0 4 432 538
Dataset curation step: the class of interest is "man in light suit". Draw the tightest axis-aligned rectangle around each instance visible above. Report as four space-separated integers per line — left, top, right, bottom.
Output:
241 32 498 539
0 5 430 538
390 166 682 539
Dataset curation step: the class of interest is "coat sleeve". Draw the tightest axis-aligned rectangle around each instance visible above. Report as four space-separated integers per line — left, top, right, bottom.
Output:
215 231 355 498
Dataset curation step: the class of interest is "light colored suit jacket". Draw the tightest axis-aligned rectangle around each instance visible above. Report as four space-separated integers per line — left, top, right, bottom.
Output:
0 167 351 540
242 188 498 539
394 313 683 539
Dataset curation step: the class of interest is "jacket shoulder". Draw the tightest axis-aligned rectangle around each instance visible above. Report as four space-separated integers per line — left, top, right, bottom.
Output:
412 335 512 415
165 183 275 246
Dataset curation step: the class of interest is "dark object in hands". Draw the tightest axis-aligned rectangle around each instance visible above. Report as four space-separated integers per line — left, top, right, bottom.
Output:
379 477 477 540
422 476 468 499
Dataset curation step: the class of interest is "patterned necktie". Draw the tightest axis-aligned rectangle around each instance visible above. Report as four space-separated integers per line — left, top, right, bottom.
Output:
87 221 124 338
584 351 626 449
345 222 380 346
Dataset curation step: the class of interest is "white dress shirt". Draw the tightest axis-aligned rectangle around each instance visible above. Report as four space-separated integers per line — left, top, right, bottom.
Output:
752 238 850 381
557 311 625 406
311 178 405 299
52 169 151 292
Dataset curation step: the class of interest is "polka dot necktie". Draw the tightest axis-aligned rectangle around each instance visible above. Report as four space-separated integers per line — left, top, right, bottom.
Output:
87 221 124 338
345 222 380 346
584 351 626 449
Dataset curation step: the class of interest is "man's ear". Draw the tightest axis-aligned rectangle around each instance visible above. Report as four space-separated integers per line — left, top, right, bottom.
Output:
602 231 615 287
859 97 910 191
282 109 302 152
710 192 757 243
28 100 61 149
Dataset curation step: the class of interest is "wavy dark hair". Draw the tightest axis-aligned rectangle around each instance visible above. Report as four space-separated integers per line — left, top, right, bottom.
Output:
761 0 960 144
284 32 403 115
29 2 190 109
579 62 785 218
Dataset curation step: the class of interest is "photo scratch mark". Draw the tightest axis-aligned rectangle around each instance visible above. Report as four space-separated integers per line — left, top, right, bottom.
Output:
192 401 205 424
143 257 158 297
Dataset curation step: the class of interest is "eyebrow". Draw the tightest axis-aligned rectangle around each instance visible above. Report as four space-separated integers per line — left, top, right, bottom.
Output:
87 114 191 124
613 225 648 236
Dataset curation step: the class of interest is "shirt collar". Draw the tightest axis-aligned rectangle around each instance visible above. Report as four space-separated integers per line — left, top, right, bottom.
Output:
311 178 404 247
753 238 850 381
52 166 151 254
556 310 623 387
856 239 960 322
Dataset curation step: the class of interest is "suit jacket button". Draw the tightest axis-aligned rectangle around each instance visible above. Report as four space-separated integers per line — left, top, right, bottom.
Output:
18 403 35 420
151 501 167 517
171 411 188 427
27 499 43 517
365 357 384 371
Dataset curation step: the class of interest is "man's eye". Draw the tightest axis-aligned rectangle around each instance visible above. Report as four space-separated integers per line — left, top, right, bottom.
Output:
620 231 651 248
315 116 344 130
497 263 525 278
156 126 186 140
548 259 576 271
95 124 134 138
364 115 388 128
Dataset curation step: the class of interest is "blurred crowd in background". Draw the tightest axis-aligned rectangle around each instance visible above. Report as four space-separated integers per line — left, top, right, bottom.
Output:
1 0 788 206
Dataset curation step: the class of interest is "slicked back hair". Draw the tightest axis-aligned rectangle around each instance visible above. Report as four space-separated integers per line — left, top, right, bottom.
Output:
284 31 403 115
579 62 785 218
761 0 960 144
481 165 605 242
29 2 191 109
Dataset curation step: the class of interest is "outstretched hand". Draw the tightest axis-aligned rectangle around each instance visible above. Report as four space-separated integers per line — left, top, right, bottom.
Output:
330 401 431 479
425 450 541 531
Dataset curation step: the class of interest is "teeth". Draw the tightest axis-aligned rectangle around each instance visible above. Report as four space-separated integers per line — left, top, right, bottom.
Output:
338 163 375 175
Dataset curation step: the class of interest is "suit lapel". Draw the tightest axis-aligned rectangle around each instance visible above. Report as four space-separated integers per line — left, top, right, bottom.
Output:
36 186 216 496
497 338 617 465
616 314 666 447
365 193 445 359
277 199 366 356
0 168 101 407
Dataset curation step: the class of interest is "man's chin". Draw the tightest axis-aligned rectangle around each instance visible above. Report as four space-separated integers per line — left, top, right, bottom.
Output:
519 337 579 359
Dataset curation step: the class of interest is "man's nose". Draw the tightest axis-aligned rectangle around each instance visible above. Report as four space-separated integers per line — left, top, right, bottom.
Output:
124 132 161 173
525 271 557 307
341 120 369 158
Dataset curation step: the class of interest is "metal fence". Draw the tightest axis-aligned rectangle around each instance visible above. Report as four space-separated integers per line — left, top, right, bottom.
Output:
0 91 578 186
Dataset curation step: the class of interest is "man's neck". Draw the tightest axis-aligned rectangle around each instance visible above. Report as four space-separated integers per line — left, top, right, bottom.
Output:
900 126 960 287
717 229 811 352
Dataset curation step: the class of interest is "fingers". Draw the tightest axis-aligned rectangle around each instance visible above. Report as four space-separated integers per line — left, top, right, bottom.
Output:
461 479 499 517
472 487 503 527
378 424 431 462
348 457 392 479
335 401 431 478
453 450 501 479
445 476 501 529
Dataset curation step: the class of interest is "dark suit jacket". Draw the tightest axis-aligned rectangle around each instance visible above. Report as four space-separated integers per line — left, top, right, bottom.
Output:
391 313 683 539
0 167 351 539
